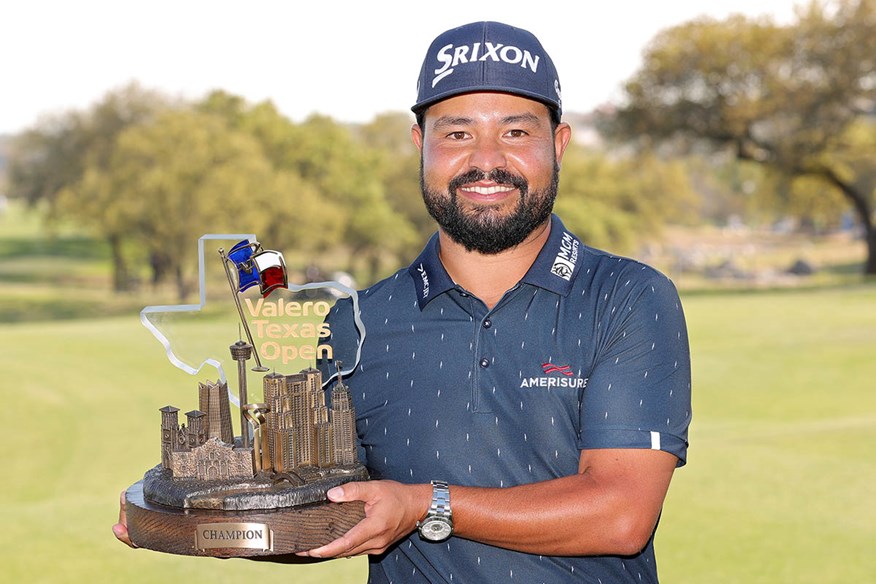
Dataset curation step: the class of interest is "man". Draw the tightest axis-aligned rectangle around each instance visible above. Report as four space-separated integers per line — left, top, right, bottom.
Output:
298 20 692 583
116 21 691 583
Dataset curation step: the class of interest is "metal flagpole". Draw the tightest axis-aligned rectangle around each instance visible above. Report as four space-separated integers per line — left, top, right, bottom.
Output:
218 247 270 372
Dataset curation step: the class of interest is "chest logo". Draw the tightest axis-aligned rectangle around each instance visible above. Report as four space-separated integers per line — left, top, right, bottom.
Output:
520 362 588 389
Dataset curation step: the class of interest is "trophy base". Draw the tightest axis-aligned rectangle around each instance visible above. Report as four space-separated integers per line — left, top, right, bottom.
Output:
125 480 365 556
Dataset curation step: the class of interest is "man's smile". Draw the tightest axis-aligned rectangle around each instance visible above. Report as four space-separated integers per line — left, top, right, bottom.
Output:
457 181 518 202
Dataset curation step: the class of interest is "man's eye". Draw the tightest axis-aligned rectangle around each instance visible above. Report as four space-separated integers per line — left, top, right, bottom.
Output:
448 131 467 140
507 129 527 138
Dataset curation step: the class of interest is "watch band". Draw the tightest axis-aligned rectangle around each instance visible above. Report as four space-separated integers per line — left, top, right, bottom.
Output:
429 480 452 519
418 480 453 541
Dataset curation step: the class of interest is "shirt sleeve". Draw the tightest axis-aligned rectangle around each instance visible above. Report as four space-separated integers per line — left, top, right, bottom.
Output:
577 266 692 466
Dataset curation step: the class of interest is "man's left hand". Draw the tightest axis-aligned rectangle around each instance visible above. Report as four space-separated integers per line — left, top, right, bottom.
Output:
297 480 431 558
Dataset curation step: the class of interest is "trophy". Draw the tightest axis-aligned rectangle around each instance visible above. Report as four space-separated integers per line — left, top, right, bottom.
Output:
124 235 368 556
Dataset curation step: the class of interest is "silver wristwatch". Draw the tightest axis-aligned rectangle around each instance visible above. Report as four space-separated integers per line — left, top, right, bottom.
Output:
417 480 453 542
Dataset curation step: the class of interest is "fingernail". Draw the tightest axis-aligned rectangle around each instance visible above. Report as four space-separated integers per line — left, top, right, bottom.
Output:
326 486 343 500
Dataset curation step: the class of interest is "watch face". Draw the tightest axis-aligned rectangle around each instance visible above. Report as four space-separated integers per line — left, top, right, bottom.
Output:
420 517 453 542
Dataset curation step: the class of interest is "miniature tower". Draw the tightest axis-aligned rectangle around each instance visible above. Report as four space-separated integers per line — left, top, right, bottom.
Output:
185 410 207 448
198 380 234 444
230 340 254 448
331 363 358 465
262 372 286 469
160 406 180 469
287 370 321 467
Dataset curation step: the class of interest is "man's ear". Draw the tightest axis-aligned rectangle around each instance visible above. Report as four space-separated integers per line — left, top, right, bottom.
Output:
554 123 572 166
411 122 424 153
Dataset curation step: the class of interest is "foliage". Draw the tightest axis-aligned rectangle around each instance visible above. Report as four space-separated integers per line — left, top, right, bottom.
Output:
7 82 726 296
200 93 420 282
557 145 698 253
605 0 876 273
357 112 432 250
57 108 283 298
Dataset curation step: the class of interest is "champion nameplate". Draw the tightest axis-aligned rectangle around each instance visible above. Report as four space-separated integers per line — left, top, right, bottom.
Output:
195 522 273 550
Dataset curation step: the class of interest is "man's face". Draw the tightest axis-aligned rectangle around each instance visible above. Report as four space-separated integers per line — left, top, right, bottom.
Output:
412 93 571 255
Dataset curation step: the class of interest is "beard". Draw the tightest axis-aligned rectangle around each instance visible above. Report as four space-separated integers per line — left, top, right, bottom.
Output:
421 164 560 255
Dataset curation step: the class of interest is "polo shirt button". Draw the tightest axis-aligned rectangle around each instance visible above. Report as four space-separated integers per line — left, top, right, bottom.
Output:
482 319 492 329
479 358 490 368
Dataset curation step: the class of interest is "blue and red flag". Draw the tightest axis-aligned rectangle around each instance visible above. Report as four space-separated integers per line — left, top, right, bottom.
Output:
228 240 287 296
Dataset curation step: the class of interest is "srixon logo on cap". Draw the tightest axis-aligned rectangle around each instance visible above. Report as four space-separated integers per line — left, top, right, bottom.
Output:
431 42 541 88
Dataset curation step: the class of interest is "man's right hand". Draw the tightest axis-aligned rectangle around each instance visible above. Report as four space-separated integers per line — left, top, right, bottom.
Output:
112 490 136 548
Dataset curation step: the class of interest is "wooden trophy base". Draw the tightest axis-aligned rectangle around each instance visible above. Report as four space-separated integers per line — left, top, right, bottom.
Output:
125 480 365 557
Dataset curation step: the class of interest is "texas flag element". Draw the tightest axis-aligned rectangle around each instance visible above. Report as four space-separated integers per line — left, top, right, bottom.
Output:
251 250 287 295
228 240 288 296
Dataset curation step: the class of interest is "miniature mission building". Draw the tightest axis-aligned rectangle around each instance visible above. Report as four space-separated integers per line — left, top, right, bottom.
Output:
159 359 358 483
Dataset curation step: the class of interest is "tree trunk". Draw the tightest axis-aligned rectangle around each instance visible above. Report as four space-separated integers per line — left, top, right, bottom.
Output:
864 229 876 276
817 167 876 275
109 234 130 292
175 264 190 302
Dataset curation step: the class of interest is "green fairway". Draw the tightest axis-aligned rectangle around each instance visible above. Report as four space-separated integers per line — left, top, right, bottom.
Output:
659 285 876 583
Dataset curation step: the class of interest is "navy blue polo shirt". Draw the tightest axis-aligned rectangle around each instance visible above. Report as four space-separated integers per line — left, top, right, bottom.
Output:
325 215 691 584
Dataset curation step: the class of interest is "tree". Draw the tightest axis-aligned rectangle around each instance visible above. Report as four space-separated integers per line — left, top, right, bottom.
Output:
605 0 876 274
200 94 419 283
557 145 698 253
357 113 433 246
197 92 346 259
7 83 170 209
7 83 172 289
57 108 281 299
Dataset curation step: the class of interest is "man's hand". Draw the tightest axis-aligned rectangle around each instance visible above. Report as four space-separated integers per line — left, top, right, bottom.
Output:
112 490 137 548
297 480 431 558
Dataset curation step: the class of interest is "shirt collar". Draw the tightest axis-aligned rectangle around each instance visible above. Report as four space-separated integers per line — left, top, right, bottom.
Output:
408 232 456 310
407 215 583 310
520 214 583 296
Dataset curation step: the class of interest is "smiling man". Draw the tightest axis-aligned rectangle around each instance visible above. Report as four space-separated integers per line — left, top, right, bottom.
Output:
297 21 693 584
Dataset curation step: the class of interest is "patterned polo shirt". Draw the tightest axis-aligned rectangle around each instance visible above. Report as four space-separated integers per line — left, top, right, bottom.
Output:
326 214 692 584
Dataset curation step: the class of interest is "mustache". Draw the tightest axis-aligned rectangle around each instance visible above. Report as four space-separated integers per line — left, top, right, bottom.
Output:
448 168 528 194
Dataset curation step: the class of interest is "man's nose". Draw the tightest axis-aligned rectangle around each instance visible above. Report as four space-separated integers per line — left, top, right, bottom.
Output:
468 136 506 172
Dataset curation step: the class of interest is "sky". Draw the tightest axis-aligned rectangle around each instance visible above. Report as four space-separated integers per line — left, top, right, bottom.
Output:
1 0 802 135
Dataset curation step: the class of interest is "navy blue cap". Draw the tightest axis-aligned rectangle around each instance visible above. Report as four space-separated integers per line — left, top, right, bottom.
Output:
412 21 562 120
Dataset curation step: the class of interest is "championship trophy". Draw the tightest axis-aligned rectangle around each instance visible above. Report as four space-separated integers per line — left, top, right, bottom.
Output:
124 234 368 556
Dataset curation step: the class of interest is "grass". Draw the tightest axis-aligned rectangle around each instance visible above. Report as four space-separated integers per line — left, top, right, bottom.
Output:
2 201 875 582
658 285 876 583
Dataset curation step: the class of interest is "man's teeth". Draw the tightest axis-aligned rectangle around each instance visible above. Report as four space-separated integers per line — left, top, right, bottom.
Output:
467 185 511 195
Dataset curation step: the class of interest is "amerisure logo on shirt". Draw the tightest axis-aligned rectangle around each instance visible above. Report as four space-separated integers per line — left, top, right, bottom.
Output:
520 362 588 389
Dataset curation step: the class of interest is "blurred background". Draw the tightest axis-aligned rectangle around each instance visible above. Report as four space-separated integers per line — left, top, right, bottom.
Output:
1 1 873 582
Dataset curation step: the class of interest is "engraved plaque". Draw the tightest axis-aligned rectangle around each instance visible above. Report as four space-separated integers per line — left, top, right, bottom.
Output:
195 522 272 550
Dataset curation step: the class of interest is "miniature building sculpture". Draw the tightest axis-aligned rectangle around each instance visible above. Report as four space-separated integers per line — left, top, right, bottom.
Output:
230 340 253 448
159 369 358 483
198 380 234 444
331 372 357 465
160 382 254 481
261 368 358 474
